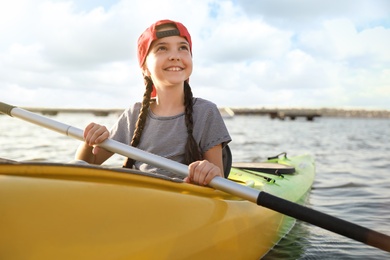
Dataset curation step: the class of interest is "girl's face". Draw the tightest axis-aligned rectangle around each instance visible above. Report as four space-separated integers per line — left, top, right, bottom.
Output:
144 29 192 89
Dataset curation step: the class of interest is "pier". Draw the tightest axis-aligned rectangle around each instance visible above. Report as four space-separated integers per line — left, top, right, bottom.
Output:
232 108 321 121
268 111 321 121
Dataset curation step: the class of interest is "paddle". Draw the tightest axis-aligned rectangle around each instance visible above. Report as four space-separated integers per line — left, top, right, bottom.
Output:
1 101 390 252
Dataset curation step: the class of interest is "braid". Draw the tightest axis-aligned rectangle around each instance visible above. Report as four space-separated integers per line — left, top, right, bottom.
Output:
184 81 203 165
123 76 154 168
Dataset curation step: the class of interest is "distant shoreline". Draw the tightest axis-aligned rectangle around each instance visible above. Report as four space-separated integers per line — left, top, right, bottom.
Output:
230 107 390 118
9 107 390 119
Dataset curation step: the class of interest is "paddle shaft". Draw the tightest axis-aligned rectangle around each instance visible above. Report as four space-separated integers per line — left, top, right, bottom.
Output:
1 101 389 252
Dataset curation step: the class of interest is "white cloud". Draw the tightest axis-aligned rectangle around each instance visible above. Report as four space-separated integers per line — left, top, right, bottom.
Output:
0 0 389 110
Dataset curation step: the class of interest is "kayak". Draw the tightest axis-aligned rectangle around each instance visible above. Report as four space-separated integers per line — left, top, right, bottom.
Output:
0 153 315 259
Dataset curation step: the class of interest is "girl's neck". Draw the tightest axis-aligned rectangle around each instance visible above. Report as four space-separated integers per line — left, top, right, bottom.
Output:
151 87 185 117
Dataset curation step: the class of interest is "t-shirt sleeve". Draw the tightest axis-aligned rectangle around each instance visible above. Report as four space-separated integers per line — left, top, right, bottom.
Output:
194 99 232 154
110 103 141 145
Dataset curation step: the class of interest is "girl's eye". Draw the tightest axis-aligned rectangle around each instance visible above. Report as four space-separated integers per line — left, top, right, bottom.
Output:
156 46 167 51
179 45 189 51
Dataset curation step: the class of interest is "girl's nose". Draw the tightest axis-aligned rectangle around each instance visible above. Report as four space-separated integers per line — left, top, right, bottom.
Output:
169 51 180 61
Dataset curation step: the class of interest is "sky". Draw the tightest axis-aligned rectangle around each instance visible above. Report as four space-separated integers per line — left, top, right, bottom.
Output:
1 0 389 110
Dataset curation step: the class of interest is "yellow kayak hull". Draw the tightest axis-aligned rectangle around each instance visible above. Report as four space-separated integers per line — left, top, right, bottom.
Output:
0 155 315 259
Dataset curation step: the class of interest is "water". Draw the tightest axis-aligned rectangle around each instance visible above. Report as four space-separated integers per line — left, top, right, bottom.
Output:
1 112 390 259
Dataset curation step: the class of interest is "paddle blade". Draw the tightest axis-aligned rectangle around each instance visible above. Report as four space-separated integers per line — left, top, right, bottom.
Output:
257 192 390 252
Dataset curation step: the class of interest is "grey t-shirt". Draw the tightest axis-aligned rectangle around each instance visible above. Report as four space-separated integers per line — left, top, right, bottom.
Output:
110 98 231 178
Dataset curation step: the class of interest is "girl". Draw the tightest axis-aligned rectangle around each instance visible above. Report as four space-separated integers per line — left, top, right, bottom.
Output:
75 19 231 186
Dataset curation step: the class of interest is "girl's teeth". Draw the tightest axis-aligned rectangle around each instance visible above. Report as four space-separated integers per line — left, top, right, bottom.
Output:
167 67 182 71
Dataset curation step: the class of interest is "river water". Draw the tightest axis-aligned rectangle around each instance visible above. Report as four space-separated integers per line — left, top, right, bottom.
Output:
1 112 389 259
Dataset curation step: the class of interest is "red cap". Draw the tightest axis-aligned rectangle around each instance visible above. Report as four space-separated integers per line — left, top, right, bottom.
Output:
137 19 192 68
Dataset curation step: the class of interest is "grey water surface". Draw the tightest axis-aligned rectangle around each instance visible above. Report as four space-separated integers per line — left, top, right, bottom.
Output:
1 112 389 259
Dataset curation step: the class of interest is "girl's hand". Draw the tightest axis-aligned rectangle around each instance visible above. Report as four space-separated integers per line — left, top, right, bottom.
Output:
186 160 223 186
83 123 109 154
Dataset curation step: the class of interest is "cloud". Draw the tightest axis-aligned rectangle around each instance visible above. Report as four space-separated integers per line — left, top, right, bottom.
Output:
0 0 389 109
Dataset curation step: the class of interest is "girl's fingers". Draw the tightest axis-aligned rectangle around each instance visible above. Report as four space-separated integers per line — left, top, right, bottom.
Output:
192 161 205 185
83 123 109 146
94 128 109 144
204 167 217 185
84 123 95 139
189 161 220 186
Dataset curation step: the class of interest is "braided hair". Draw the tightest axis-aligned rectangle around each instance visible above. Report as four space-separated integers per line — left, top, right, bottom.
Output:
123 79 202 168
183 80 203 164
